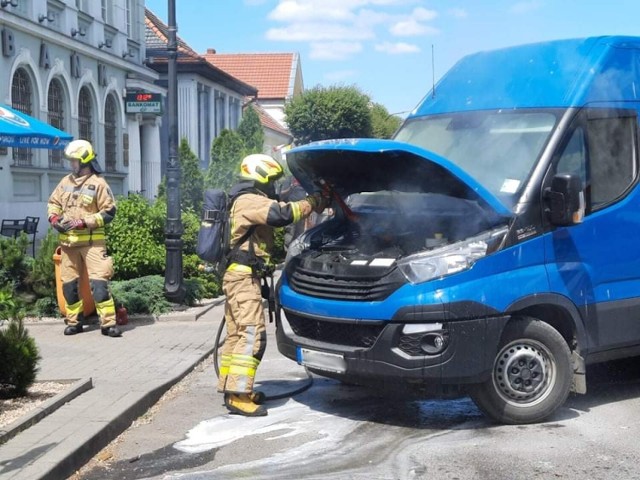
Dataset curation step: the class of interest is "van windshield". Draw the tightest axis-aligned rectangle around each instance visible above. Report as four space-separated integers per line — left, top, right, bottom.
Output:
394 110 558 200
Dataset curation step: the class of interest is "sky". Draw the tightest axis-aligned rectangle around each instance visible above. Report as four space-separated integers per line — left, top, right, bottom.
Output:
145 0 640 116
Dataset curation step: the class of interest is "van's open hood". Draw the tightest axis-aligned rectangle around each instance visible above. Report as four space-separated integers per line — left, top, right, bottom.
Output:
286 138 512 217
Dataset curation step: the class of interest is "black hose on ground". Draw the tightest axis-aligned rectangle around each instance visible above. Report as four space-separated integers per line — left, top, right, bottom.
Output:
213 317 314 401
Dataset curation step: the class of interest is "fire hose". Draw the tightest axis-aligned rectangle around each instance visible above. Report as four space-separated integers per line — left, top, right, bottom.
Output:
212 278 314 401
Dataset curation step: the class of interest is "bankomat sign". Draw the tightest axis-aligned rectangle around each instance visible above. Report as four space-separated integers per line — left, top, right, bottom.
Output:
125 93 163 114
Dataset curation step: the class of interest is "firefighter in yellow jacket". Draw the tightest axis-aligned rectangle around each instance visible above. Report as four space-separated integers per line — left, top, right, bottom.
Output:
218 154 329 416
47 139 120 338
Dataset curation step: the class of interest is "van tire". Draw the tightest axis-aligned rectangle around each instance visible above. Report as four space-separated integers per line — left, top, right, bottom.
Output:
469 317 572 425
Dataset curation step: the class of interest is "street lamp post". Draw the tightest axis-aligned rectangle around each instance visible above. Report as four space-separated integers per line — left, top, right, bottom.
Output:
164 0 185 302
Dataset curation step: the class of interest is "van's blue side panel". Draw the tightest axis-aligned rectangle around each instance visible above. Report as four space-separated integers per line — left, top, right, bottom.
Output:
411 36 640 116
279 237 550 321
545 181 640 351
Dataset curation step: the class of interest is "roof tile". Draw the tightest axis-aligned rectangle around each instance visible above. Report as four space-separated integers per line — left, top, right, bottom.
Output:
204 53 295 100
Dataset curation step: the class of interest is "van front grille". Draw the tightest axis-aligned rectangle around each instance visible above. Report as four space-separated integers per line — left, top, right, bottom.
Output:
287 265 404 302
285 311 385 348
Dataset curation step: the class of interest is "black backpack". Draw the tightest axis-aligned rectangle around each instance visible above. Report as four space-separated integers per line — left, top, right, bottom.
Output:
196 188 256 277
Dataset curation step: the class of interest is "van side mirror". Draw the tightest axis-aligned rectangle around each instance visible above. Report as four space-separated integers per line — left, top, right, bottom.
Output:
545 174 585 226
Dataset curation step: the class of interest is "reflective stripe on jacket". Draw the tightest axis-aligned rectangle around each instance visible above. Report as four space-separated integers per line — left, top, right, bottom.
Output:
47 173 116 247
227 186 315 272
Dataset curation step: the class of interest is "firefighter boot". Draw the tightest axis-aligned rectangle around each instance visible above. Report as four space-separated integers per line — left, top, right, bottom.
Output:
250 391 266 405
101 326 122 337
64 324 84 335
224 393 268 417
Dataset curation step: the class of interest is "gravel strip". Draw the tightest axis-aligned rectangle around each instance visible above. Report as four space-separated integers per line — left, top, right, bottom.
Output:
0 381 68 429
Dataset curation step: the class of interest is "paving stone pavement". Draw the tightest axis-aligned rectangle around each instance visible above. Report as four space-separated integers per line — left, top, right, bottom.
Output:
0 305 223 480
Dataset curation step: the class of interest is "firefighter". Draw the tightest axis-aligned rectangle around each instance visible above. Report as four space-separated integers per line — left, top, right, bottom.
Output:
47 139 120 338
218 153 329 416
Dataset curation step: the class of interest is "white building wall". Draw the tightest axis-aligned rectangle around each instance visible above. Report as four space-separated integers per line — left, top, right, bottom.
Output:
0 0 160 236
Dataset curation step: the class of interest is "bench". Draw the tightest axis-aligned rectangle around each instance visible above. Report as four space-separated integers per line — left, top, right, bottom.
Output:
1 216 39 256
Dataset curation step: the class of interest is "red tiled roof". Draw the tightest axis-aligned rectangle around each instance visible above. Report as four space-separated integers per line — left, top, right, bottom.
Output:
249 103 292 138
204 52 296 100
145 8 199 58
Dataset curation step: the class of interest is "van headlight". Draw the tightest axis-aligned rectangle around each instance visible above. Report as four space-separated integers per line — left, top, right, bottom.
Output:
285 233 311 265
397 227 508 285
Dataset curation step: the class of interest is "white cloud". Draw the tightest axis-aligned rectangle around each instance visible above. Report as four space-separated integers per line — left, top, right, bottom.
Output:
265 0 438 60
510 1 543 14
448 7 468 18
324 69 358 81
268 0 356 22
266 23 374 42
310 42 363 60
375 41 420 54
413 7 437 22
389 19 439 36
389 7 438 37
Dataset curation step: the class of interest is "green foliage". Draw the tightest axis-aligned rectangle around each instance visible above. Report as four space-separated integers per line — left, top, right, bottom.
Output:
0 234 30 291
110 275 172 315
32 297 59 318
26 229 58 300
0 315 40 398
183 277 204 307
237 105 265 154
272 227 286 265
178 138 205 213
371 103 402 139
206 129 245 191
0 287 23 321
106 195 165 280
284 85 373 145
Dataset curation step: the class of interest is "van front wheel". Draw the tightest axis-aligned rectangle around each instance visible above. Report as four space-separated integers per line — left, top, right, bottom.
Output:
470 318 572 424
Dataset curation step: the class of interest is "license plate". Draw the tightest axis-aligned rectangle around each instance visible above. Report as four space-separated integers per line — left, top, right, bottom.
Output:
296 347 346 374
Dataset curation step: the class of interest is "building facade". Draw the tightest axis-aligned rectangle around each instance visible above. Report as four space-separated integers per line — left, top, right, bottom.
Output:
0 0 163 235
145 9 256 171
203 51 303 157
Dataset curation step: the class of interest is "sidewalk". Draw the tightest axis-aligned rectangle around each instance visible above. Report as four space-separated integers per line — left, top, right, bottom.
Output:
0 303 224 480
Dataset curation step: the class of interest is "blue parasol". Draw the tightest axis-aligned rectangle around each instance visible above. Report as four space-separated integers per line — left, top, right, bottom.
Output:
0 104 72 149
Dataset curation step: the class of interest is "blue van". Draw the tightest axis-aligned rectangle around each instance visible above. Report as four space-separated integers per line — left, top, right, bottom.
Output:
276 36 640 424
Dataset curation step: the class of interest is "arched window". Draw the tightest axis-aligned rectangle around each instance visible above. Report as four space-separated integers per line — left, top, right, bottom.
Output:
78 86 93 143
104 95 117 172
48 79 65 168
11 68 33 166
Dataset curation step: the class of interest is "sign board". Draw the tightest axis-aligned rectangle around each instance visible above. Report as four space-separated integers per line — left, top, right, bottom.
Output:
125 93 163 114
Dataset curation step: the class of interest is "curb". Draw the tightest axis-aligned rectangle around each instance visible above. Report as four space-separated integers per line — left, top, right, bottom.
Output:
23 296 226 326
43 338 218 480
0 378 93 445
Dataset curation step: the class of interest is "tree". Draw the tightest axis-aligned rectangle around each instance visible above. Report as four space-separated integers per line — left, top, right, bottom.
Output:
237 104 264 154
156 139 204 213
284 85 373 145
178 138 205 213
206 129 245 191
371 103 402 139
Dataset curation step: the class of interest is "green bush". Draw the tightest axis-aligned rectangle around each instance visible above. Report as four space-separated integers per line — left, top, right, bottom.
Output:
0 287 23 321
27 229 58 300
0 234 30 291
31 297 60 318
106 195 165 280
110 275 172 315
0 310 40 398
272 227 286 265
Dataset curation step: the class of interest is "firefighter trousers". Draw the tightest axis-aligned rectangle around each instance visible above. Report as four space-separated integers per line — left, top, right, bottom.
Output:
60 244 116 328
217 270 267 394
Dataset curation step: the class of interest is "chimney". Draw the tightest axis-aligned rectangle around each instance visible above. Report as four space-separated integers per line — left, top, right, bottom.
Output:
207 48 216 55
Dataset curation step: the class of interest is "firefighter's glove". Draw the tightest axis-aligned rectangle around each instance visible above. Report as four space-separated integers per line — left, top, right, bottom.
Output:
49 215 67 233
60 218 86 231
306 192 331 213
